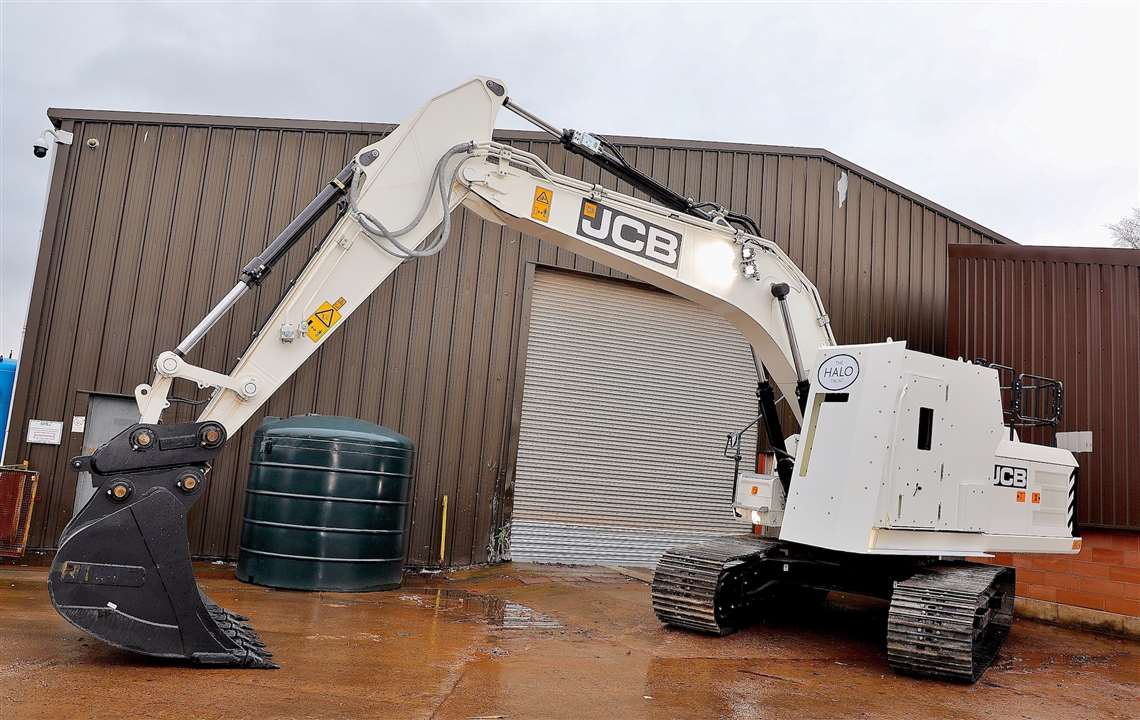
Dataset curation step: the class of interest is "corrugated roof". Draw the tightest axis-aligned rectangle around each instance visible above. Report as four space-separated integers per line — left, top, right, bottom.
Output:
47 106 1016 245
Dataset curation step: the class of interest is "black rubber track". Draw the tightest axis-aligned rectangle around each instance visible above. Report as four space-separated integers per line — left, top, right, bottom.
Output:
887 563 1015 682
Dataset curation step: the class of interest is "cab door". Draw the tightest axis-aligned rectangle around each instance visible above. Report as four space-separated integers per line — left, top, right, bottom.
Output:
890 374 946 528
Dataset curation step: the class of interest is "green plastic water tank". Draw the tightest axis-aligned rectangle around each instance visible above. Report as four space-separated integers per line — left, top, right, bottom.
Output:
236 415 414 592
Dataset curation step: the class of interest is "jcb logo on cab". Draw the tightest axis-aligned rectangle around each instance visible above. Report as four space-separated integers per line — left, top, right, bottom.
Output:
992 464 1028 488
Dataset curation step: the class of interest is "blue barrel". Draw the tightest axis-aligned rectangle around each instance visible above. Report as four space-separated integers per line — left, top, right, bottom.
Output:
236 415 415 592
0 358 16 459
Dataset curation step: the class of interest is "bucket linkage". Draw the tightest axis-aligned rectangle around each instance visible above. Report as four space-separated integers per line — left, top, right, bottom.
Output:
48 421 276 668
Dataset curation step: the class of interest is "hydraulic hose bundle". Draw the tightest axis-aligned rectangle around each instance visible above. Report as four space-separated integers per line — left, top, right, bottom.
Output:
348 142 476 259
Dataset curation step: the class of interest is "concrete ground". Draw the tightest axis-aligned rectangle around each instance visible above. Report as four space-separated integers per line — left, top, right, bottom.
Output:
0 563 1136 719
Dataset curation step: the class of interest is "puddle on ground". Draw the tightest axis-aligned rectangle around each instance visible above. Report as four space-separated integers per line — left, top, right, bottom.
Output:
399 588 561 630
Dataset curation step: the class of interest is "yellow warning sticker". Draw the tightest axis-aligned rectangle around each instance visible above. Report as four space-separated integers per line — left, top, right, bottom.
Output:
306 296 347 342
531 186 553 222
582 201 597 220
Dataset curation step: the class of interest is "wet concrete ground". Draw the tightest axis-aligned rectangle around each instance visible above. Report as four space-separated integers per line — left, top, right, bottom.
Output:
1 562 1136 719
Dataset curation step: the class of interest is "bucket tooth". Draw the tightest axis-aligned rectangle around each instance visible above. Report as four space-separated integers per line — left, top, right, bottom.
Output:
48 422 278 669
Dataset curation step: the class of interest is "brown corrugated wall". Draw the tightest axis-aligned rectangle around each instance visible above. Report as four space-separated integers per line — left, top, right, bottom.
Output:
7 109 1009 565
949 244 1140 531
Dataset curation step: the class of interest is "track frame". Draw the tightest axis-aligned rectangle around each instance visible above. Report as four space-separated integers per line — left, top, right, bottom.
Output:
651 536 1015 682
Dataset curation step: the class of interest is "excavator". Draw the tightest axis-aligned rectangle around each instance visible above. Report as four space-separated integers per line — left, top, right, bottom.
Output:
48 77 1080 682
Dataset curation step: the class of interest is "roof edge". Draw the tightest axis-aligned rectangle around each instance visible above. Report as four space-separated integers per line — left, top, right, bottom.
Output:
47 106 1016 245
950 243 1139 266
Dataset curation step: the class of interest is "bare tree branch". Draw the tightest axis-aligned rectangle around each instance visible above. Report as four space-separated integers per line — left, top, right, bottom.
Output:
1107 207 1140 249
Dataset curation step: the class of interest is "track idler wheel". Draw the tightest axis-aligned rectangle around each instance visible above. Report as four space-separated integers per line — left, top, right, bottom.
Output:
49 421 276 668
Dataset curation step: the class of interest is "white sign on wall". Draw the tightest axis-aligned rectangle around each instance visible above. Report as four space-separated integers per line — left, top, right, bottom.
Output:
71 415 86 433
1056 431 1093 453
28 419 64 445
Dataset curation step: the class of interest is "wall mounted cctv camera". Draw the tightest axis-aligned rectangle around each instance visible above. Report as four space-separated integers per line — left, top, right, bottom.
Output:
33 128 74 158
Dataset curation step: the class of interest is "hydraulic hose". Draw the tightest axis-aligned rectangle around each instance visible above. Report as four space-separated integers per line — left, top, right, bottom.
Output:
348 142 475 259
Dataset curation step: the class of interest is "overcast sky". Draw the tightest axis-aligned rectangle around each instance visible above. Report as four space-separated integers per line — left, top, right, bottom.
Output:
1 1 1137 355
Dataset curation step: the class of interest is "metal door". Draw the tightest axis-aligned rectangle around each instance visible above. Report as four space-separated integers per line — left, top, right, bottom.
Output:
510 270 759 566
72 393 139 516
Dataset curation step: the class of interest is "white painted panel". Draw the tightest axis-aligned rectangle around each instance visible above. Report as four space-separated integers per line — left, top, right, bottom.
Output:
510 270 761 566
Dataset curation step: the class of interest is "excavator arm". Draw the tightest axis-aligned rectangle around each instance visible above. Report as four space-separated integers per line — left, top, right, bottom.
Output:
142 77 831 435
48 76 833 668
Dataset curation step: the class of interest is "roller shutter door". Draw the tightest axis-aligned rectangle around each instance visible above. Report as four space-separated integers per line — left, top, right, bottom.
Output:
510 270 759 566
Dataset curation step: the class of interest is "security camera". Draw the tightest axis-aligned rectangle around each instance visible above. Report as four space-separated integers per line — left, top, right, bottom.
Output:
33 128 74 158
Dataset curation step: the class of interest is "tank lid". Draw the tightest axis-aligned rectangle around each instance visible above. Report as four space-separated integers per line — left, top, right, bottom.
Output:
258 415 412 447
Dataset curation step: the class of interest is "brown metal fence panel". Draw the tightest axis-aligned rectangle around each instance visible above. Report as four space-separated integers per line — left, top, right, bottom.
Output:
7 109 1008 565
948 244 1140 530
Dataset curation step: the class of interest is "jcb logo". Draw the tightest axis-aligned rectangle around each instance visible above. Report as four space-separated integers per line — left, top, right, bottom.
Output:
577 199 682 269
992 464 1028 488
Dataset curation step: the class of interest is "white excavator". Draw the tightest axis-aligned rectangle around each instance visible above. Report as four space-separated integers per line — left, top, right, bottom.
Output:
49 77 1080 682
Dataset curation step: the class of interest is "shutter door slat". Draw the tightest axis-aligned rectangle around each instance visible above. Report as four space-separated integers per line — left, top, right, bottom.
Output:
510 271 760 566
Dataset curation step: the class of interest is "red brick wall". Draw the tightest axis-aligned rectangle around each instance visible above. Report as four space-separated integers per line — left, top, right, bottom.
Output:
988 529 1140 617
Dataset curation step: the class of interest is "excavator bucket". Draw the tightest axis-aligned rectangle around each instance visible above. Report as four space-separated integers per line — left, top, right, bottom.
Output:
48 421 275 668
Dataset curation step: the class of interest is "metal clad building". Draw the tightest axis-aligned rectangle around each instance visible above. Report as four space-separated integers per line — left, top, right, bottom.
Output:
6 108 1009 566
949 244 1140 531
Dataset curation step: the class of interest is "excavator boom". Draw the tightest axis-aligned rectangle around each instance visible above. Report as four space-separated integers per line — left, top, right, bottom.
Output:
141 80 831 435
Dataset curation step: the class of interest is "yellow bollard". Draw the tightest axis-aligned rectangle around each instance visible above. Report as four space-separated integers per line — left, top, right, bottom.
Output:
439 494 448 566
